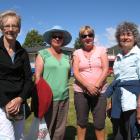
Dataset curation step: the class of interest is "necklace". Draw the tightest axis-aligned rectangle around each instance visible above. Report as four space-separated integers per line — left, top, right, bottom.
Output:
82 49 94 71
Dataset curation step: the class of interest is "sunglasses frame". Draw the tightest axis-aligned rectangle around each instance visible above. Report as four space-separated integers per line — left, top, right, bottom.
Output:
81 33 94 39
52 35 63 40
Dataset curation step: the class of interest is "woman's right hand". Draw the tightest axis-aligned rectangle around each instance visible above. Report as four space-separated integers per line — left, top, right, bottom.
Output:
86 83 100 96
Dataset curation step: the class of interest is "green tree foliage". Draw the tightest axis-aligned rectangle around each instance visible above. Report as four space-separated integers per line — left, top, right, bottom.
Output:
74 37 83 50
22 30 44 48
108 45 121 55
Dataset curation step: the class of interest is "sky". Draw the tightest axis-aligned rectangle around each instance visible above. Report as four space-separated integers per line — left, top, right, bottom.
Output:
1 0 140 48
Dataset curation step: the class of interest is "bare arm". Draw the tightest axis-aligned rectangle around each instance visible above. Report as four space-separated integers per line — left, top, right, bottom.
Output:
35 54 44 83
94 52 109 88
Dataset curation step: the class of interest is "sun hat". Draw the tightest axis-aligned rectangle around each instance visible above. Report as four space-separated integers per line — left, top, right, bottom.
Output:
43 25 72 46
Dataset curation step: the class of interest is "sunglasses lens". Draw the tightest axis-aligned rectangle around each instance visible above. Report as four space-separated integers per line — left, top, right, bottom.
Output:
81 33 93 39
52 35 63 39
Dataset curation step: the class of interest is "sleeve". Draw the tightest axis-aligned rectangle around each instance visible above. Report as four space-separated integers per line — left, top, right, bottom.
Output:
19 51 34 100
73 50 78 57
0 89 10 107
137 56 140 79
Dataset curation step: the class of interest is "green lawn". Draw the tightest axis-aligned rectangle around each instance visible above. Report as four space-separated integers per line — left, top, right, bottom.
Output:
25 77 114 140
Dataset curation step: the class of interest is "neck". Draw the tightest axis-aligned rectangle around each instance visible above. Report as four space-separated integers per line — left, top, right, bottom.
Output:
3 37 15 50
51 46 62 54
83 45 94 52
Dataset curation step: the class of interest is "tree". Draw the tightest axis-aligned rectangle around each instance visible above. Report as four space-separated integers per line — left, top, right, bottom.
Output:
74 37 83 50
108 45 121 55
22 30 44 48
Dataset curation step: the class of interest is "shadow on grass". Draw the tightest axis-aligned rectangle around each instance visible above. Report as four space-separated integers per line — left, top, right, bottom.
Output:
64 123 113 140
64 125 77 140
64 123 97 140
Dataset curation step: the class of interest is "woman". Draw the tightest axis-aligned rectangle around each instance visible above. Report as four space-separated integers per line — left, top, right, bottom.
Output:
0 10 33 140
105 21 140 140
73 25 109 140
35 25 72 140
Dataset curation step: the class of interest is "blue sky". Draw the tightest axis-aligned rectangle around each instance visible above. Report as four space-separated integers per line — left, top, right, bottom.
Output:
1 0 140 48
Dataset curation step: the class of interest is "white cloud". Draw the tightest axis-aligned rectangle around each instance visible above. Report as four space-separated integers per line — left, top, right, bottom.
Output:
104 27 116 47
94 27 117 48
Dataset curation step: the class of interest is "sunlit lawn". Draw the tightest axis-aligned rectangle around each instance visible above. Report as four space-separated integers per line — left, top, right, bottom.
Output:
25 76 114 140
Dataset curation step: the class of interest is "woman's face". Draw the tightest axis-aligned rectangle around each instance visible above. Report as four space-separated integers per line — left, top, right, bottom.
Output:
2 16 20 42
80 30 94 49
119 31 135 51
51 32 64 48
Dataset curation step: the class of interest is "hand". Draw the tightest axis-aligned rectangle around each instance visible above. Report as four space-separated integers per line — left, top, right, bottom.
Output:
86 83 100 96
5 97 23 115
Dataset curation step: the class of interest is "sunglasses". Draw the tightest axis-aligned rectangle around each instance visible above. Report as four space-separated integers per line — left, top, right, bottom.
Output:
81 33 93 39
52 35 63 40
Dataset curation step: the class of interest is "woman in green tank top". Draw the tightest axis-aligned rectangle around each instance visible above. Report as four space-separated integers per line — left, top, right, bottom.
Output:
35 26 72 140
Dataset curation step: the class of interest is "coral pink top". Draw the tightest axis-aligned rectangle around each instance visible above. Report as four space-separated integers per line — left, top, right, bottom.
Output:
73 46 108 93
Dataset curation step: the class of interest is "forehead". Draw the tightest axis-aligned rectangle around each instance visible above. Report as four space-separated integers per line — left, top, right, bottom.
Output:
2 16 18 25
120 30 133 35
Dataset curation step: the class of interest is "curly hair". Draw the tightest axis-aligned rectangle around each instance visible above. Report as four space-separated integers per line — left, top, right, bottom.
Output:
115 21 140 46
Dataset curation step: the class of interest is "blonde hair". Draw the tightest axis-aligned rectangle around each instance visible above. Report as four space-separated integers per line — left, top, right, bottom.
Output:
0 10 21 30
79 25 95 38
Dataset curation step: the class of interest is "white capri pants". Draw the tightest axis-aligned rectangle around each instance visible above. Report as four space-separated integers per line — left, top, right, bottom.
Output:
0 108 25 140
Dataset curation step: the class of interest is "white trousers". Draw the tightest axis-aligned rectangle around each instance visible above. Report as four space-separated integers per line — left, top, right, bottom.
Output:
0 108 24 140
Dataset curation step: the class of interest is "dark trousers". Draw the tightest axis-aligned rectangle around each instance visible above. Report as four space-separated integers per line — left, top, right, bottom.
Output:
111 110 137 140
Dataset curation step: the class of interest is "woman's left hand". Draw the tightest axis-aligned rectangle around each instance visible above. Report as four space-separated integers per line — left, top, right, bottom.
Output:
6 97 23 115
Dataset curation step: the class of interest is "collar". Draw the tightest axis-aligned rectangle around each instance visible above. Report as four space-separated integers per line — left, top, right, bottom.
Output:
117 45 140 59
0 36 23 53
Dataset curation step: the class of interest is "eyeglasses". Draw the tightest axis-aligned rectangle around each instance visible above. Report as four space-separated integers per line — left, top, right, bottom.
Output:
52 35 63 40
81 33 93 39
3 25 19 30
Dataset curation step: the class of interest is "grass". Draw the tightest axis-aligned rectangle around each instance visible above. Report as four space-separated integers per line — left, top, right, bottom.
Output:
25 76 114 140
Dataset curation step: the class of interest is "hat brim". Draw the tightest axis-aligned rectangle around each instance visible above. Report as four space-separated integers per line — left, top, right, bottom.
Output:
43 29 72 46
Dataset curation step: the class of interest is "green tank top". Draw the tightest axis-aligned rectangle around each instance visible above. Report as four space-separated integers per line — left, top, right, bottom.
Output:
39 49 70 101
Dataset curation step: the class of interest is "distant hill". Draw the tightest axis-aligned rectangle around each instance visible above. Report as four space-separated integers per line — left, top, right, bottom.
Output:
108 45 121 55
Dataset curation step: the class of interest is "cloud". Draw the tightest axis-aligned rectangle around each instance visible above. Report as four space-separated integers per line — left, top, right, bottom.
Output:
104 27 116 47
94 27 117 48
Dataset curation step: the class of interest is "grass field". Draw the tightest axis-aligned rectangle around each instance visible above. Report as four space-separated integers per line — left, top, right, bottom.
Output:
25 77 114 140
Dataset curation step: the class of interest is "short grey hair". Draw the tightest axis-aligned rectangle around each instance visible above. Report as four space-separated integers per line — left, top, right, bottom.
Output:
0 10 21 30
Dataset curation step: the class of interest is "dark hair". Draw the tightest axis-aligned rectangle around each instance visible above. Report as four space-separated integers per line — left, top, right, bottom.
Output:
115 21 140 45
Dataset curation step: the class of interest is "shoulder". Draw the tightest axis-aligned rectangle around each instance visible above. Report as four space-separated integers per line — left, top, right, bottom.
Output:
73 49 82 56
38 48 50 58
133 46 140 59
95 46 107 55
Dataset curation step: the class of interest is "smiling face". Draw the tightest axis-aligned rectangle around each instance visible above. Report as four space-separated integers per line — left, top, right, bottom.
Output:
81 30 94 48
119 31 135 52
1 16 20 42
50 32 64 48
79 26 95 51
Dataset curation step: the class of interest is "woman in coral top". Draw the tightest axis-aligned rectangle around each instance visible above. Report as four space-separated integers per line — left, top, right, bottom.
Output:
73 25 109 140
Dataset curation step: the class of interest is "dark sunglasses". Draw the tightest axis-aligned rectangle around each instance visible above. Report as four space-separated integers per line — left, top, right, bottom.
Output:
52 35 63 40
81 33 93 39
